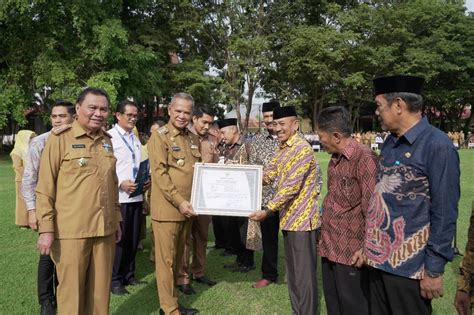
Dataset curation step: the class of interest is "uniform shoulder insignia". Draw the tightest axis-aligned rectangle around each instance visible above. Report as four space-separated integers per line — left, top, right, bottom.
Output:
51 124 72 135
157 126 169 135
103 130 112 138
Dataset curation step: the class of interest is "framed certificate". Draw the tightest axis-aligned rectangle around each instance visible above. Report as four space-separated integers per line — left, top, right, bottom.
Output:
191 163 263 217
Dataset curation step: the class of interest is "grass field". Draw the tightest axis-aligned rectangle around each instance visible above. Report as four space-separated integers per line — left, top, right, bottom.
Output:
0 150 472 314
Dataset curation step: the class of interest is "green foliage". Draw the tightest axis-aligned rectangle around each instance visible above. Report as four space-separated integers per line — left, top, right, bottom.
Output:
0 0 472 131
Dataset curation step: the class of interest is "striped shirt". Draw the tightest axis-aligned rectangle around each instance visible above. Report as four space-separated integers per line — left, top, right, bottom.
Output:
264 133 321 231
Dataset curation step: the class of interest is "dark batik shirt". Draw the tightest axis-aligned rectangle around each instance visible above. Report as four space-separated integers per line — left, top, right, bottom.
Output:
319 139 378 266
223 137 248 164
248 129 279 206
364 117 460 279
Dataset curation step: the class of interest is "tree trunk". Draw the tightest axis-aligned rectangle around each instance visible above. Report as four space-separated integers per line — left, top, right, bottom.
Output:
245 74 256 135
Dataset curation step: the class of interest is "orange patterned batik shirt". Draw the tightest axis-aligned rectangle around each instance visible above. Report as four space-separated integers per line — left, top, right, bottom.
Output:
264 133 321 231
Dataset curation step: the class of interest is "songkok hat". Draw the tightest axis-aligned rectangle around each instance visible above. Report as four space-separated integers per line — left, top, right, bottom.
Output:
373 75 425 95
273 106 297 120
217 118 238 129
262 101 280 113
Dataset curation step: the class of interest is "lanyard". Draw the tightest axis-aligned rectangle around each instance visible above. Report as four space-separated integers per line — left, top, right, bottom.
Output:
116 126 139 179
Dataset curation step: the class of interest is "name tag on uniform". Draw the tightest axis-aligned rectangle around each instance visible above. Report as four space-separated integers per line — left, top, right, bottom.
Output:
72 144 86 149
191 145 199 150
103 143 111 152
172 146 181 151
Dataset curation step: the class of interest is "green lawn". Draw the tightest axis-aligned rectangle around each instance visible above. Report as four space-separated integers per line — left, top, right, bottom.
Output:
0 150 472 314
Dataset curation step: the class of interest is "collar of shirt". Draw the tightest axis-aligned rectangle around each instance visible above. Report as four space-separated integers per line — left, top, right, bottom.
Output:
168 122 188 136
390 116 429 147
114 124 134 137
228 136 243 149
72 120 105 139
281 132 299 149
188 127 210 142
331 138 358 164
262 128 279 141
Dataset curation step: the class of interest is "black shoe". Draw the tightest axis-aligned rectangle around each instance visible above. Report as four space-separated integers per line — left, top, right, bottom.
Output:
40 300 55 315
126 278 147 286
221 249 236 256
177 284 196 295
223 262 241 269
193 275 216 286
232 265 255 273
179 306 199 315
159 306 199 315
111 285 130 295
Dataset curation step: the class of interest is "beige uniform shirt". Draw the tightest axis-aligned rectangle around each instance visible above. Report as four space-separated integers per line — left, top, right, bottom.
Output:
148 123 201 221
36 121 121 238
198 133 219 163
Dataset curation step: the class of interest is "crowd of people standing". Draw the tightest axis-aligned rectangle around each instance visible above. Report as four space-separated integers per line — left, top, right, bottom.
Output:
7 75 471 315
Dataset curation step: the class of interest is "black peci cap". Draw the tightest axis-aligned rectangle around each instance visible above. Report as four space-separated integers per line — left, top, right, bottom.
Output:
262 101 280 113
373 75 425 95
217 118 238 129
273 106 297 120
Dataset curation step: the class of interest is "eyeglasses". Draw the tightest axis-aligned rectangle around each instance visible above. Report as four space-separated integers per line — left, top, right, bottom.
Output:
121 113 138 120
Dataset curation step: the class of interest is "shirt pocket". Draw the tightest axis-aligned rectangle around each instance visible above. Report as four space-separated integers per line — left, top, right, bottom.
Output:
170 150 186 163
103 151 117 171
191 148 201 160
61 150 95 175
340 176 362 210
103 151 118 183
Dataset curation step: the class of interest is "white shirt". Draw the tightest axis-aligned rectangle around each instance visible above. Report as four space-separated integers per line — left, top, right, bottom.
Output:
108 125 143 203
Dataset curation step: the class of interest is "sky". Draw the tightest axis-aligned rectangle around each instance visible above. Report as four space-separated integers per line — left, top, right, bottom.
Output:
466 0 474 12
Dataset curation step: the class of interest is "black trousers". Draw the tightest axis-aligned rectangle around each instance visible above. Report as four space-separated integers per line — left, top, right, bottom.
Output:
283 229 318 315
260 211 279 281
368 268 432 315
235 217 254 267
112 202 143 287
212 216 227 248
321 257 369 315
37 254 57 304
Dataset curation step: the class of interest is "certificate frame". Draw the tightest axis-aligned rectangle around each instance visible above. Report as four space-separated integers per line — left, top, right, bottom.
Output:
191 163 263 217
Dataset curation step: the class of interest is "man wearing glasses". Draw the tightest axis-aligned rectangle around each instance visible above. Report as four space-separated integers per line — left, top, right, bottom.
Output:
108 100 148 295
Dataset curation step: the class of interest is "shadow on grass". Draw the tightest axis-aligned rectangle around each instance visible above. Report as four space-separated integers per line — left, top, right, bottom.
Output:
112 222 326 314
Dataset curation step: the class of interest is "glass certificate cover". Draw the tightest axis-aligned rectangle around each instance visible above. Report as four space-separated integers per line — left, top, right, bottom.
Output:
191 163 263 217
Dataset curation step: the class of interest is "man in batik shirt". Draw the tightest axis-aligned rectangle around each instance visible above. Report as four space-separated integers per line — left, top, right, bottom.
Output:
219 118 255 272
364 75 460 314
248 101 280 288
317 106 378 315
250 106 321 315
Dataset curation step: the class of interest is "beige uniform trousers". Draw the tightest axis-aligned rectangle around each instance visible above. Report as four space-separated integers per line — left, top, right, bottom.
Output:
153 220 191 315
177 215 211 285
51 234 115 315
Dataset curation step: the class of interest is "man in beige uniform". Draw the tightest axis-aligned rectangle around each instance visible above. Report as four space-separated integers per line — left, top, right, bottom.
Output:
36 87 122 315
177 105 218 295
148 93 200 315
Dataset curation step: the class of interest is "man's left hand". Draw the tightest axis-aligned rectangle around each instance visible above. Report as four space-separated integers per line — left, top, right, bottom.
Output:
420 272 443 299
178 201 197 218
143 180 151 192
249 210 267 222
115 224 122 243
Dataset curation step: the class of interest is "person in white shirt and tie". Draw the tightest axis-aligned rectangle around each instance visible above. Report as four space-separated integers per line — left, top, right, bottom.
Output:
108 100 149 295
